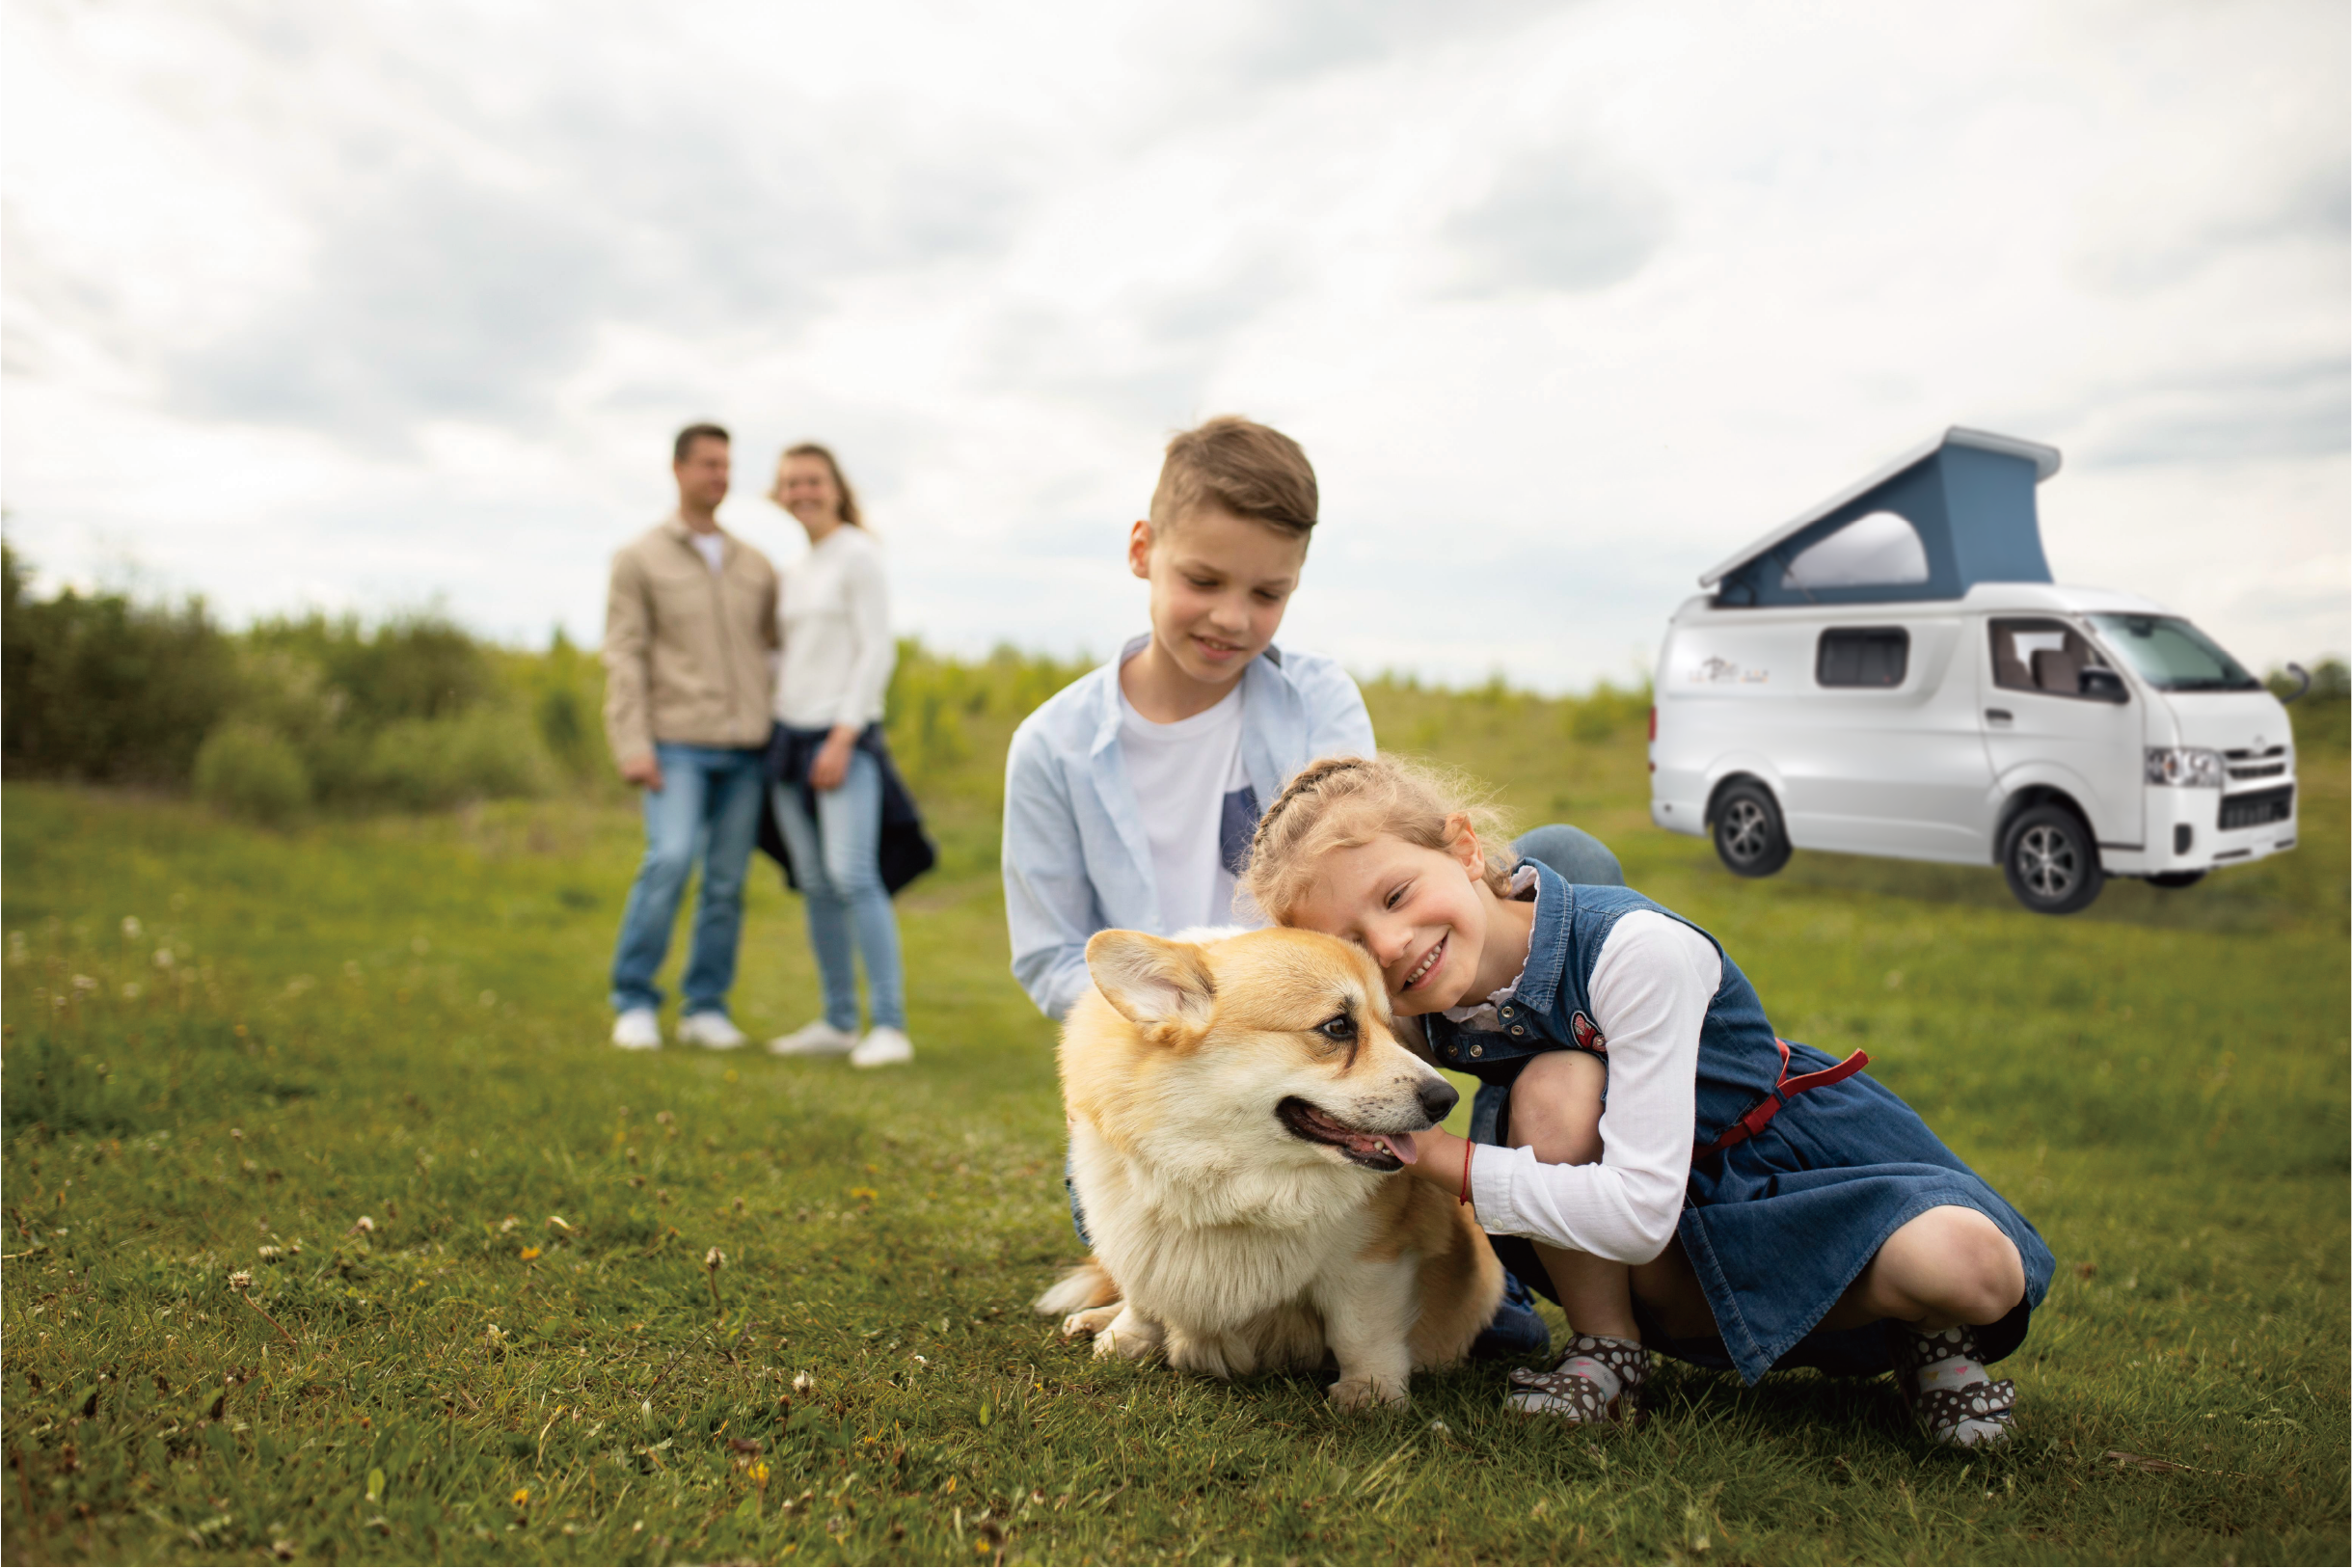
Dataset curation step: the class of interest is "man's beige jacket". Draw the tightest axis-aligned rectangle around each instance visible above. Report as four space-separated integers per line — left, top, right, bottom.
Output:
602 518 780 764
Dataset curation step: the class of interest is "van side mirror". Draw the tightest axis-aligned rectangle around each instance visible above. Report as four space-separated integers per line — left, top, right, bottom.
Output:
2080 668 2128 703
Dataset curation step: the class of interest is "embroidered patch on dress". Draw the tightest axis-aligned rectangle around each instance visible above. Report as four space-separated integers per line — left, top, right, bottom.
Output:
1570 1012 1608 1053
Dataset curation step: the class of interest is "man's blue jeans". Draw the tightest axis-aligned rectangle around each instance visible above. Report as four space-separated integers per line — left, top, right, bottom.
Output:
608 743 766 1017
771 748 906 1032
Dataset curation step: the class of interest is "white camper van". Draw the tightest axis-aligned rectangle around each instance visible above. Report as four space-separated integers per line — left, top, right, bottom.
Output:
1649 429 2299 914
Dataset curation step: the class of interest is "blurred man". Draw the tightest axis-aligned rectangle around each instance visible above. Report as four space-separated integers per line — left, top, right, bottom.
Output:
602 422 780 1050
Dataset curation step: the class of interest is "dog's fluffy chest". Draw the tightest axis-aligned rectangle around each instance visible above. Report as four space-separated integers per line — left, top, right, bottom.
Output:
1071 1126 1383 1332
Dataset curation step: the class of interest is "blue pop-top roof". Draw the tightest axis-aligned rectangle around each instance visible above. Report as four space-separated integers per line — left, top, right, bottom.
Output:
1701 427 2061 607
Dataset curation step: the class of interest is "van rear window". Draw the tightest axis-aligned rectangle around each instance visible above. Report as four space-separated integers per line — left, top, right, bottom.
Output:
1817 628 1909 688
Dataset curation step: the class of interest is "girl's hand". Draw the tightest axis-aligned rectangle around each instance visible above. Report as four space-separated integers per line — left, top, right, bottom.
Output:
1400 1124 1473 1202
809 725 859 791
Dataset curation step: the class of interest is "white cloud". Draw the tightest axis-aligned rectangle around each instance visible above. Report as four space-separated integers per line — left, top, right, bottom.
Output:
3 0 2343 689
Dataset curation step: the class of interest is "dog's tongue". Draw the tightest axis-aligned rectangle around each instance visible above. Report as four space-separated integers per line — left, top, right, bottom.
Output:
1375 1132 1419 1165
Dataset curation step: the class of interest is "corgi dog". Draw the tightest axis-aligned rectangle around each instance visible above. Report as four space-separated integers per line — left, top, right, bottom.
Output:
1034 925 1503 1407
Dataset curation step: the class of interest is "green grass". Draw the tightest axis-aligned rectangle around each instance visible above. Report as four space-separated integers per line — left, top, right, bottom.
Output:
4 685 2346 1565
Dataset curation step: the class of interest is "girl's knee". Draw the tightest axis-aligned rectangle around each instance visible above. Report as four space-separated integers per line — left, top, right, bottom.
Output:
1901 1206 2025 1324
1510 1051 1608 1166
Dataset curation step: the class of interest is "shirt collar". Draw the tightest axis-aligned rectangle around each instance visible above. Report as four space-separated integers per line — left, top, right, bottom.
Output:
1091 635 1286 759
662 513 728 549
1512 857 1575 1014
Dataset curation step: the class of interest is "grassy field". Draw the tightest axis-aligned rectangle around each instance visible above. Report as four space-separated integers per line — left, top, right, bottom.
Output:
3 678 2345 1565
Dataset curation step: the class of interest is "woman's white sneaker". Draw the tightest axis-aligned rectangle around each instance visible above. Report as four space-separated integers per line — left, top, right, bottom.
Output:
677 1013 748 1050
610 1008 663 1050
850 1027 914 1068
768 1020 859 1057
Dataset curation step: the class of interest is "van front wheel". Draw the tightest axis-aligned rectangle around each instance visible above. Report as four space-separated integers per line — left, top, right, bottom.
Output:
2001 804 2104 914
1712 781 1791 879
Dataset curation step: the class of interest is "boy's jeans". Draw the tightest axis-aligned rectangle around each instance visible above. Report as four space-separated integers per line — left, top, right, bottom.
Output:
771 747 906 1032
608 743 766 1017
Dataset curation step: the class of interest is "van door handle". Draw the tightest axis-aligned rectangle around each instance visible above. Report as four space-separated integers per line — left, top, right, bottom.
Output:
1985 708 2013 723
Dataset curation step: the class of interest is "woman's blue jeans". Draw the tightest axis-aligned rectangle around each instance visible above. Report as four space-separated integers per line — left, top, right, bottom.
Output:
772 748 906 1032
608 743 766 1017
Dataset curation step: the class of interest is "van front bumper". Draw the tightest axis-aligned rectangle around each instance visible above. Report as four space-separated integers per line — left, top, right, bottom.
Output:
2115 781 2298 877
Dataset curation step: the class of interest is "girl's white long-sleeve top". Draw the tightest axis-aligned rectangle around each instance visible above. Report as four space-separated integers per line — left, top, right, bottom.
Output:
1454 909 1720 1264
775 524 894 730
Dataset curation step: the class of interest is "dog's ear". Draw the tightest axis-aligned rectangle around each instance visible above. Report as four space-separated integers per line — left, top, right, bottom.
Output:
1085 930 1217 1036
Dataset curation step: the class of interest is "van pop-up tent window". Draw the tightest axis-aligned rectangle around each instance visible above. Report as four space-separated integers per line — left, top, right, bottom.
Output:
1781 512 1929 590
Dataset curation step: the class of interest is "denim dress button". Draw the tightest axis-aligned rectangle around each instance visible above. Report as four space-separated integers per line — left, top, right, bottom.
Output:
1471 1044 1484 1057
1510 1025 1524 1036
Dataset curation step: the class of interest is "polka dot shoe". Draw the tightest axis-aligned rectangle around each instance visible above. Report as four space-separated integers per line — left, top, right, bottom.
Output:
1504 1334 1648 1425
1889 1321 2017 1447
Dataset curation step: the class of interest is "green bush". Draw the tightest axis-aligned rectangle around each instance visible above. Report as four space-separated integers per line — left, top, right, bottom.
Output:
192 721 312 824
0 545 240 784
246 611 494 724
359 708 554 810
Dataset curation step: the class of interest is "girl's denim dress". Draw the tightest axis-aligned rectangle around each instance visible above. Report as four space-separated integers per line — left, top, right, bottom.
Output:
1427 861 2055 1384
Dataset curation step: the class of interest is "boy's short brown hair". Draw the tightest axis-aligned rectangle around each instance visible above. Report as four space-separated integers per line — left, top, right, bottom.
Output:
1149 416 1318 539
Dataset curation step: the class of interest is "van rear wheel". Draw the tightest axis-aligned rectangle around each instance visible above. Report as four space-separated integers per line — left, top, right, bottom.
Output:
2001 804 2104 914
1712 781 1791 878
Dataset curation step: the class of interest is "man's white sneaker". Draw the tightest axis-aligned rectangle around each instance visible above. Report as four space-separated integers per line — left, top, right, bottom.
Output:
677 1013 748 1050
610 1008 663 1050
850 1026 914 1068
768 1020 859 1057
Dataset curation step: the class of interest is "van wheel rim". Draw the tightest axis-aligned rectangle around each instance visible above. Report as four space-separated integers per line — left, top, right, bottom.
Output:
2016 825 2078 900
1723 800 1770 861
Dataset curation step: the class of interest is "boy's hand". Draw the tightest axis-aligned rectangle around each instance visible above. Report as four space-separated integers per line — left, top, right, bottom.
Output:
619 753 664 791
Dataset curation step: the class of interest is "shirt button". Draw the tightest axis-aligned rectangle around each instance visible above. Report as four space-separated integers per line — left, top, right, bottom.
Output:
1470 1044 1484 1057
1510 1026 1524 1036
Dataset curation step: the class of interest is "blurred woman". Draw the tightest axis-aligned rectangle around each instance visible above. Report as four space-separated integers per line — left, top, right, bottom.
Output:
763 444 914 1068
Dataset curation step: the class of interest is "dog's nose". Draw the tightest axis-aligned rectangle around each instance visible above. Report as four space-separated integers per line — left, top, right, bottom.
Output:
1418 1079 1459 1125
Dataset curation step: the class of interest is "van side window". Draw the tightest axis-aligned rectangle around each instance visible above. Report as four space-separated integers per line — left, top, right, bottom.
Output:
1817 627 1909 688
1989 618 2113 698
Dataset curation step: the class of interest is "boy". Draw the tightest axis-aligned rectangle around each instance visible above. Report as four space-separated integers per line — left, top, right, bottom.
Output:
1004 419 1554 1363
1002 416 1373 1020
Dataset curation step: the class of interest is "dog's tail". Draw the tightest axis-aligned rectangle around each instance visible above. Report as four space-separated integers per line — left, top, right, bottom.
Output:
1032 1257 1120 1317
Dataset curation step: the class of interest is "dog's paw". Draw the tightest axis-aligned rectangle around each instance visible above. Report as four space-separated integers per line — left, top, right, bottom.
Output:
1060 1304 1122 1339
1327 1373 1409 1410
1093 1307 1164 1362
1093 1327 1158 1362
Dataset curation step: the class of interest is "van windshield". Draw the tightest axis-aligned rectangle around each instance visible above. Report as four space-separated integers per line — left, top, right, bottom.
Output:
2085 614 2262 692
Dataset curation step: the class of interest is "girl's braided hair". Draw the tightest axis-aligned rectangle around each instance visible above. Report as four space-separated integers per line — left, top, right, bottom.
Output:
1241 753 1518 925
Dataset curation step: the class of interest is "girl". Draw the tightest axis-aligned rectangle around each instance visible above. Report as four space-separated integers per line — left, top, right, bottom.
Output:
763 443 915 1069
1243 755 2053 1447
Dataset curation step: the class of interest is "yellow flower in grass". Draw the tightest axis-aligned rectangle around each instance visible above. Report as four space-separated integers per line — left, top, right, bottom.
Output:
519 1246 541 1261
848 1186 879 1202
511 1487 530 1507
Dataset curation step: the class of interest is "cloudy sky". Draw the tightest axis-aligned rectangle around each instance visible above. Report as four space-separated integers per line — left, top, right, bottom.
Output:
5 0 2344 689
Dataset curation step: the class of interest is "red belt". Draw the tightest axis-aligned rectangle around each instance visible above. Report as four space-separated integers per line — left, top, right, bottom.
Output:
1694 1038 1871 1157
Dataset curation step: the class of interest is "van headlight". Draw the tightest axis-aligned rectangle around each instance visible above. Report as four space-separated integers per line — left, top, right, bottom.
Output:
2145 747 2224 788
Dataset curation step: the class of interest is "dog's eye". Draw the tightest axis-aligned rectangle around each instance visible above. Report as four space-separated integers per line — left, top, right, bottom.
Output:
1314 1014 1356 1044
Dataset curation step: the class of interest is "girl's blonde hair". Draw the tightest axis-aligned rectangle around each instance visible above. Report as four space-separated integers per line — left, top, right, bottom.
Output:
1242 753 1517 925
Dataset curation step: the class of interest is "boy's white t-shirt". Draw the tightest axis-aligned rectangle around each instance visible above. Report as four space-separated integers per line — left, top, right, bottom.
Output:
1117 676 1257 933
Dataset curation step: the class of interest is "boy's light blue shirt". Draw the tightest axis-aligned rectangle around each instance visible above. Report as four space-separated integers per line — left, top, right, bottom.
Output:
1003 635 1376 1019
